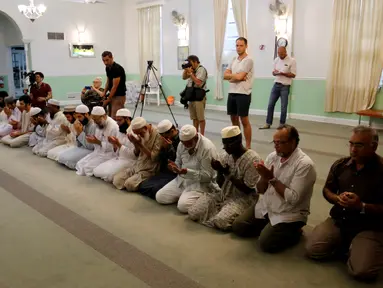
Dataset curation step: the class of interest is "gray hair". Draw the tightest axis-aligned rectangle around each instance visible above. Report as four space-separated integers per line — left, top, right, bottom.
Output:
352 125 379 143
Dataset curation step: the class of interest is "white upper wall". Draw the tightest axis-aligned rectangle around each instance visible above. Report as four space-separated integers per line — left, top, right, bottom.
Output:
0 0 125 77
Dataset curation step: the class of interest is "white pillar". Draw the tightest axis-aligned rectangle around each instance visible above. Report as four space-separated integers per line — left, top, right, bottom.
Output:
23 40 30 72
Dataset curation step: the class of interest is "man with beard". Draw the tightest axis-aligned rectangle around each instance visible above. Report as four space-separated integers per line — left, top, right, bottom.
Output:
58 105 97 170
76 106 119 176
188 126 261 231
93 108 136 183
1 95 34 148
232 124 316 253
47 106 77 161
156 125 218 213
28 107 49 147
138 119 180 199
32 99 69 157
113 117 162 192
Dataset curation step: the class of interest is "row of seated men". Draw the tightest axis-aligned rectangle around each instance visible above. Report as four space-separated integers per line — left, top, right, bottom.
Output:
0 95 382 282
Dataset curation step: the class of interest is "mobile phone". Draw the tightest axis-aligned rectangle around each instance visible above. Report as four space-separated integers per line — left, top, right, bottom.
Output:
85 86 91 90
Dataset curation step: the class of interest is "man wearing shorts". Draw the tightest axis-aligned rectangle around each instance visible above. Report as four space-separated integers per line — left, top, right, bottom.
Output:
224 37 254 149
182 55 208 135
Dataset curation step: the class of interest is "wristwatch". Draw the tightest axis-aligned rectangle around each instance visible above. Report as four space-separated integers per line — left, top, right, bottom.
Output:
360 202 366 214
269 178 278 186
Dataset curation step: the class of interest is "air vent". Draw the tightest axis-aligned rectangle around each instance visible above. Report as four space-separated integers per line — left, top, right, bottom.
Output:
47 32 65 40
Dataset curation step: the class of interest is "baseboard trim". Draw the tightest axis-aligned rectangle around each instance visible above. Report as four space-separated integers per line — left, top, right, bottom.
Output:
205 104 383 129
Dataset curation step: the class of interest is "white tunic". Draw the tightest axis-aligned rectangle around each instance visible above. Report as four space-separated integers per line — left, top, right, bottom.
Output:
47 123 77 161
28 124 47 147
93 128 136 182
32 111 69 157
75 117 119 176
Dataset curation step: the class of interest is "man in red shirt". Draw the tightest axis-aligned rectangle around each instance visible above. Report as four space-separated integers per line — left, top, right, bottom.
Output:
30 72 52 109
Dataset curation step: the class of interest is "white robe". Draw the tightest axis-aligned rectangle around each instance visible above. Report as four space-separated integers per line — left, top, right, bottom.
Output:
93 128 136 183
76 117 119 176
1 109 34 148
47 123 77 161
32 111 69 157
58 121 97 170
28 125 47 147
0 108 20 137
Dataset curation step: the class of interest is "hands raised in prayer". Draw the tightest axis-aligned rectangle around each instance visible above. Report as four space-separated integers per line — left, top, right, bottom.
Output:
86 135 101 145
128 133 142 146
73 120 83 136
254 160 274 181
211 159 230 175
61 124 71 134
108 136 121 149
161 136 172 148
337 192 362 210
168 160 187 175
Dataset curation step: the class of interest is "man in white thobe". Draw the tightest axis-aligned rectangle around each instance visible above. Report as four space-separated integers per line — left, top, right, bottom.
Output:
28 107 48 147
58 104 97 170
93 108 136 183
47 106 77 161
1 95 34 148
76 106 119 176
156 125 218 213
32 99 69 157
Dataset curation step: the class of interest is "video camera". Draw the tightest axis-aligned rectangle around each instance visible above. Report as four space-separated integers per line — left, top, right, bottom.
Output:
181 60 192 70
24 71 36 86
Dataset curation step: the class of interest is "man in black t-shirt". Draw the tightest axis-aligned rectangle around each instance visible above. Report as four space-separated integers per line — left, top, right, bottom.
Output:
101 51 127 119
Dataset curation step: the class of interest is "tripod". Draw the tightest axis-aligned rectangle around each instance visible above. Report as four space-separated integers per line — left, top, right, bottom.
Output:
133 61 178 128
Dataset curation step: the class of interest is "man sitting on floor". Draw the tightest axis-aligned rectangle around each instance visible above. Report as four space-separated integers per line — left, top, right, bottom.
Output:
0 96 21 138
189 126 261 231
28 107 48 147
305 126 383 282
156 125 218 213
93 108 136 183
47 106 77 161
58 105 97 170
76 106 119 176
32 99 69 157
113 117 162 192
1 95 34 148
138 119 180 199
232 124 316 253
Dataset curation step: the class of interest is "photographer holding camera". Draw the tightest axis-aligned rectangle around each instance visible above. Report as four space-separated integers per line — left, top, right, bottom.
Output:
181 55 208 136
30 72 52 109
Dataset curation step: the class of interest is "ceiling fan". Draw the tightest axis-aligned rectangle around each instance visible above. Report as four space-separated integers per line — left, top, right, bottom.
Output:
61 0 107 4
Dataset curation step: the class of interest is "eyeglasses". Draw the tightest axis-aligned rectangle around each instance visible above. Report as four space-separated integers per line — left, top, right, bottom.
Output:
271 140 290 145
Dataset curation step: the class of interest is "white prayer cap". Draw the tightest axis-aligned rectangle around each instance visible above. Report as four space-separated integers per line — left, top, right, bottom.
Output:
116 108 132 118
180 124 197 141
47 99 60 106
30 107 41 117
75 104 89 114
63 105 76 113
91 106 106 116
131 117 147 130
16 100 20 107
221 126 241 139
157 119 173 134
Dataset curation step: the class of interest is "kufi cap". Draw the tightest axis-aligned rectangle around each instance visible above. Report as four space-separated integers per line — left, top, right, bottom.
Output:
180 124 197 141
221 126 241 139
63 106 76 113
47 99 60 106
91 106 106 116
75 104 89 114
116 108 132 118
30 107 41 117
131 117 147 130
16 100 20 107
157 119 173 134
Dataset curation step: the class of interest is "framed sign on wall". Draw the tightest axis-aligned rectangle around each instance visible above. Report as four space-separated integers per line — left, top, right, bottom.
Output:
177 46 189 70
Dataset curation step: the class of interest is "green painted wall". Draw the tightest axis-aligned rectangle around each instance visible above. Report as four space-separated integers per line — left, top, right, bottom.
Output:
0 75 9 94
43 73 383 122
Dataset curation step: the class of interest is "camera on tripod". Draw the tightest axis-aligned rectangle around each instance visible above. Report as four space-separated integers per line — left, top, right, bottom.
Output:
181 60 192 70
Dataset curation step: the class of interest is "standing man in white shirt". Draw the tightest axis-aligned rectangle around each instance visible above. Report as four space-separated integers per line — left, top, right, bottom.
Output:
224 37 254 149
260 47 296 129
232 124 316 253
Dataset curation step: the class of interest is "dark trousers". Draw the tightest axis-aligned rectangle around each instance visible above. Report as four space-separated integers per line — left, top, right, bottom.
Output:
138 172 177 199
266 83 290 125
232 204 304 253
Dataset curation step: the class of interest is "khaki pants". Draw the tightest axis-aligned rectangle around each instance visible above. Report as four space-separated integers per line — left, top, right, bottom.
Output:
110 96 126 119
189 98 206 121
306 218 383 281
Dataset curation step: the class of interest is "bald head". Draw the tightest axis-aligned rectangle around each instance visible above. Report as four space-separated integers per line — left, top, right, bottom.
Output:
278 47 287 59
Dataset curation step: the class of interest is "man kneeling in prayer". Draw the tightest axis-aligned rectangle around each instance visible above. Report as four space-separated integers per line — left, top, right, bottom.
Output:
47 106 77 161
189 126 261 230
28 107 48 147
32 99 69 157
76 106 119 176
113 117 162 191
1 95 34 148
138 119 180 199
156 125 218 213
58 104 96 170
93 108 136 183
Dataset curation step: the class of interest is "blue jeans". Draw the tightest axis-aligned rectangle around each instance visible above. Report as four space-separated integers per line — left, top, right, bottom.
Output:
266 83 290 125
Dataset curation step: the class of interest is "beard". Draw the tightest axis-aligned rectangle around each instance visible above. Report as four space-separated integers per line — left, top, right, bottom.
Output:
97 120 105 129
80 117 89 126
119 122 130 134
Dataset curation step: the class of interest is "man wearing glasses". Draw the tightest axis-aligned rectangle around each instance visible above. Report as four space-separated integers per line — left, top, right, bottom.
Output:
232 124 317 253
306 126 383 282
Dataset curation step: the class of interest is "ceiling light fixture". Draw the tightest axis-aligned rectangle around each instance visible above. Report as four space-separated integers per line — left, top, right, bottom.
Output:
18 0 47 22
